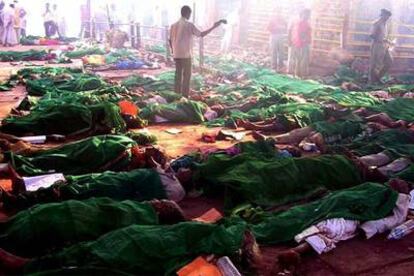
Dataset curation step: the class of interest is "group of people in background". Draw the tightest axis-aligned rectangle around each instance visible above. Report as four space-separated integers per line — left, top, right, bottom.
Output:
267 7 393 82
0 1 66 47
0 0 26 47
42 2 66 39
268 8 312 78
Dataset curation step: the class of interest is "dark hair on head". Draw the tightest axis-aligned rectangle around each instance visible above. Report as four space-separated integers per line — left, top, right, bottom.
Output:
181 5 191 17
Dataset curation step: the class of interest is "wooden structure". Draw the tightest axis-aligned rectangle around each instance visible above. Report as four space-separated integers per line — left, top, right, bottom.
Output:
217 0 414 72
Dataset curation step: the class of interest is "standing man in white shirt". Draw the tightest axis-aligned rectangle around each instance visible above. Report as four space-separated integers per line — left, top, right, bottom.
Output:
169 6 224 97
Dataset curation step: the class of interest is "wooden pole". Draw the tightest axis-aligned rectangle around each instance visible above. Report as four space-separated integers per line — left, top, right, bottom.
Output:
130 22 136 48
136 23 141 49
165 26 171 60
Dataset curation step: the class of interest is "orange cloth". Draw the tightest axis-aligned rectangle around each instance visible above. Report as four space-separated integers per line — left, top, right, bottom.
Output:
177 257 222 276
193 208 223 224
118 100 139 116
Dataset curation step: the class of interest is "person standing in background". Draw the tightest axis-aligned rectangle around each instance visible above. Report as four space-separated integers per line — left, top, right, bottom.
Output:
369 9 393 84
221 8 241 54
268 8 287 72
169 6 224 97
42 3 53 37
95 5 109 42
13 0 25 42
51 4 62 38
0 1 5 41
18 2 26 38
2 3 17 46
79 3 90 38
288 9 312 78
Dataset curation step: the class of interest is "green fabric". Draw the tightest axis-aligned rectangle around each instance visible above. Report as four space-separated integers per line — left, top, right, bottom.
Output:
347 129 414 158
126 132 157 145
14 67 83 81
252 182 398 244
318 92 381 107
26 74 106 96
195 154 362 210
141 100 207 123
10 170 166 210
122 71 203 92
25 221 247 275
62 169 166 202
0 50 48 62
7 135 136 176
312 120 363 143
263 103 326 128
146 44 167 54
0 198 158 257
2 102 126 136
64 47 106 59
370 98 414 121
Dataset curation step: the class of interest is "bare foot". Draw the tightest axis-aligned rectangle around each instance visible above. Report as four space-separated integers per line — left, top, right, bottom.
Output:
241 231 262 273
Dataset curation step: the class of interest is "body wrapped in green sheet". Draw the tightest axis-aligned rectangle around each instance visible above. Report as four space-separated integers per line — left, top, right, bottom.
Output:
6 135 136 176
195 154 362 209
25 74 106 96
252 182 398 244
25 221 247 275
1 102 126 136
0 198 158 257
9 169 166 210
141 100 207 123
24 183 398 275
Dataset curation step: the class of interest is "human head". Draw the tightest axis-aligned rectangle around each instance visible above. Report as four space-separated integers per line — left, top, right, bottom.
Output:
300 9 311 21
53 4 57 10
181 5 192 20
380 9 392 21
45 3 50 10
9 3 14 8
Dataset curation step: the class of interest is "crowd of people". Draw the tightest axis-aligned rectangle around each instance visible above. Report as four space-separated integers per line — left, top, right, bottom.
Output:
0 1 67 47
0 0 26 47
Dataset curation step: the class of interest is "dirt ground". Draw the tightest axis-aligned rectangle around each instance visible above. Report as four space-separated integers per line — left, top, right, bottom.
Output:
0 45 413 275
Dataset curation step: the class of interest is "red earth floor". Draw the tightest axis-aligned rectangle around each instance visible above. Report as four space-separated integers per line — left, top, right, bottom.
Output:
0 48 413 274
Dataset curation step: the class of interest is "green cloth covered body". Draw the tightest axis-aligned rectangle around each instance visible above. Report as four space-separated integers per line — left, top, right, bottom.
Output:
24 183 398 275
26 74 106 96
9 169 166 210
7 135 136 176
0 50 49 62
0 198 158 257
252 182 398 244
25 221 246 275
141 100 207 123
369 98 414 121
2 102 125 136
312 120 364 144
64 47 106 59
195 154 362 210
346 129 414 158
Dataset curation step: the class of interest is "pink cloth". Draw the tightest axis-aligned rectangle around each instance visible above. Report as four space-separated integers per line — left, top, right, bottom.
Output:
291 20 311 48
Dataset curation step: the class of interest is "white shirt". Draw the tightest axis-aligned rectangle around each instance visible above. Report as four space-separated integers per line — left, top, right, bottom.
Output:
170 17 201 59
43 10 53 22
